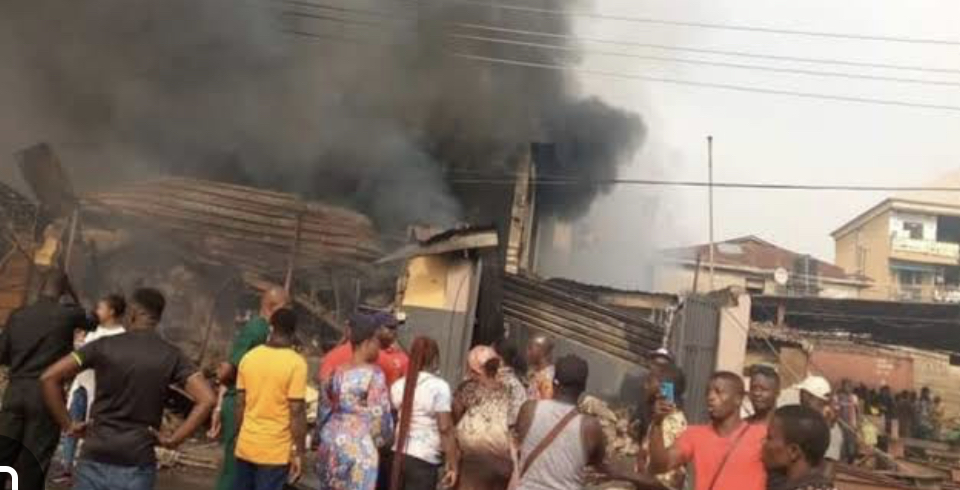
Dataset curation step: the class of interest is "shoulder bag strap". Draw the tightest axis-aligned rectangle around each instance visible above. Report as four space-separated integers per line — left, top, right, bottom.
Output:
706 423 752 490
520 407 580 477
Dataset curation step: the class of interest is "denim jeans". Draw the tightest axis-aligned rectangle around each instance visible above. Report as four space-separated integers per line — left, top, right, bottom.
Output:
74 459 157 490
233 458 288 490
61 387 88 470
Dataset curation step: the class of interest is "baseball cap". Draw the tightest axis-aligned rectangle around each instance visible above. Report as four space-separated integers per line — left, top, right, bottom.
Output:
797 376 832 401
650 347 674 362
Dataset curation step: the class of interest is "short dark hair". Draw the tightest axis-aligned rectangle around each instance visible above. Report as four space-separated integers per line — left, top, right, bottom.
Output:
774 405 830 465
711 371 746 394
101 294 127 317
349 313 379 346
270 308 297 337
131 288 165 321
555 354 589 390
749 364 781 386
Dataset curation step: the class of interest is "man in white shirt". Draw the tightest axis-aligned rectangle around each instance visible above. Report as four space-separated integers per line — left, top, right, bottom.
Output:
55 294 127 482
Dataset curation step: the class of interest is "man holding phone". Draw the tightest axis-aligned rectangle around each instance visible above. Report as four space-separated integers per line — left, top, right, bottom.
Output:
636 363 687 489
649 371 767 490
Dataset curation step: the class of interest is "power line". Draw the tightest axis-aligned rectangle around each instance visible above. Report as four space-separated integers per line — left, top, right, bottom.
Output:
443 175 960 191
284 24 960 113
425 0 960 47
283 9 960 88
452 33 960 88
453 23 960 76
280 0 960 75
448 52 960 113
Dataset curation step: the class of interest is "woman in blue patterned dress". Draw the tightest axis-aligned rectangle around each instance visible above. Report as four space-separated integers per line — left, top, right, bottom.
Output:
318 315 394 490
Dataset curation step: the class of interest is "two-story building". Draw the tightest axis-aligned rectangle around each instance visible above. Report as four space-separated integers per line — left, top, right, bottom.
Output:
653 235 872 298
833 196 960 302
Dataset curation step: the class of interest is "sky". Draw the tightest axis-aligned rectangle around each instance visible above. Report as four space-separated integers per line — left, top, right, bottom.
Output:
547 0 960 287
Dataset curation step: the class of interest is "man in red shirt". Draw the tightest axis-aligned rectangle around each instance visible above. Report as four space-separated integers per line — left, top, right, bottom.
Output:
649 371 767 490
317 313 409 388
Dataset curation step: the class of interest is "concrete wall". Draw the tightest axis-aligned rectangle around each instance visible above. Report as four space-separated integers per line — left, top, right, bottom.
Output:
716 292 750 375
890 211 938 240
835 209 893 300
400 255 481 383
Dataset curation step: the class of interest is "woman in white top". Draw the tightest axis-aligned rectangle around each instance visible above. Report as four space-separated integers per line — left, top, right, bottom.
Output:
389 337 459 490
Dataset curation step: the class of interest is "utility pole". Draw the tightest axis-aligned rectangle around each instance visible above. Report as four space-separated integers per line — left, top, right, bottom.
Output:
708 136 716 291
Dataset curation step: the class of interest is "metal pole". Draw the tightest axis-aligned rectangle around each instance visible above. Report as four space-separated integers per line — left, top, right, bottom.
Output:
708 136 716 290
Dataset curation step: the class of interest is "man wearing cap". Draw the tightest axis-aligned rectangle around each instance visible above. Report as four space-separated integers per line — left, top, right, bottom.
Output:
797 376 842 478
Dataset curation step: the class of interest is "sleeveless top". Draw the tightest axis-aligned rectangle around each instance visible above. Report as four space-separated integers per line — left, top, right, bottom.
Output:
517 400 586 490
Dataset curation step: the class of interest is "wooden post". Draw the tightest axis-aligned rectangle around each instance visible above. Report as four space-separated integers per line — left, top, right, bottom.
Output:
284 211 304 293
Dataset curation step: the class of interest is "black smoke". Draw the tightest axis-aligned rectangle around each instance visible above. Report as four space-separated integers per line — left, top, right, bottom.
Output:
0 0 645 228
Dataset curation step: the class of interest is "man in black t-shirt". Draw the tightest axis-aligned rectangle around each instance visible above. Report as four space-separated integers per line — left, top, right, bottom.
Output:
41 288 216 490
0 269 93 490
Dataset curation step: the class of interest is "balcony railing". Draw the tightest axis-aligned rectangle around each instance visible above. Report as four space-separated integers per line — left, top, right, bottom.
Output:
891 236 960 260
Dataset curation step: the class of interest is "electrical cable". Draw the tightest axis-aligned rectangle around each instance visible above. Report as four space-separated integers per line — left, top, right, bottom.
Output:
285 26 960 114
419 0 960 47
279 2 960 76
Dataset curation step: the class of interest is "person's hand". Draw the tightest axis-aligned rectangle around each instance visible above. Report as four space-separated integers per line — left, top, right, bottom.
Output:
440 464 458 488
288 454 303 484
66 421 88 439
207 410 222 439
149 427 180 449
651 398 675 425
635 448 649 473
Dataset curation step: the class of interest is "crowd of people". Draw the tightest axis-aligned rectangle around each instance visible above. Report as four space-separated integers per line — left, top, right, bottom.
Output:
0 267 937 490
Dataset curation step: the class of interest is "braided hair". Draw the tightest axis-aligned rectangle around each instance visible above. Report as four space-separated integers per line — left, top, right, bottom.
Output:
389 336 440 490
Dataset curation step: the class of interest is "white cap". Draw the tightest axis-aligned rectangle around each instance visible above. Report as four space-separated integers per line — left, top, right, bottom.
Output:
797 376 832 401
651 347 674 361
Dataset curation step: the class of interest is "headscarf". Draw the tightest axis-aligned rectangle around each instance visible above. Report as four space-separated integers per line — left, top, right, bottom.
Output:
467 345 498 378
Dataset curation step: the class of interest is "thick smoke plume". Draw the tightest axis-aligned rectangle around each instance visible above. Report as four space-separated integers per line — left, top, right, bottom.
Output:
0 0 645 228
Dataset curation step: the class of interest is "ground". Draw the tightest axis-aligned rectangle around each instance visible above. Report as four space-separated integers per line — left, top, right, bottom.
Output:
48 469 216 490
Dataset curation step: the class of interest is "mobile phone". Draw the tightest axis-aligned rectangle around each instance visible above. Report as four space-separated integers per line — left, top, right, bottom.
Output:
660 381 675 404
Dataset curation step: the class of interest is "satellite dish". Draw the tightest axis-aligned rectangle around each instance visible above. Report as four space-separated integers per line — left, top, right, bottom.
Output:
774 267 790 286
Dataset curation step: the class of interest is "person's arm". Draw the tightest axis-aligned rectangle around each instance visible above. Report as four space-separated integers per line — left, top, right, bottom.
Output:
208 384 227 439
452 385 467 424
647 401 687 474
438 411 459 487
584 416 666 490
289 399 307 482
157 373 216 448
40 354 86 435
514 400 537 447
234 389 247 436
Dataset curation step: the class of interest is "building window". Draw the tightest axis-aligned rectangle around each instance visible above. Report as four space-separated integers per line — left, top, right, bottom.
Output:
745 275 765 294
898 269 923 286
903 221 924 240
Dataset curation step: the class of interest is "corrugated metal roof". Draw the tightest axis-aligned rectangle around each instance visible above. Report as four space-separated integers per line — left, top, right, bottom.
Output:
502 274 664 365
81 177 382 278
661 235 854 280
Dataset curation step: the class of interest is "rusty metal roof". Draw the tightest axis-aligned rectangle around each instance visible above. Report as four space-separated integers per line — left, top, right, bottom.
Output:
502 273 664 365
81 177 382 278
661 235 857 281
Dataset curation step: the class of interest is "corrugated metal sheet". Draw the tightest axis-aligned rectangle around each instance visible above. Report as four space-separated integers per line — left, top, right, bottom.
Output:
0 183 37 326
82 178 382 278
502 274 663 365
671 295 721 424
